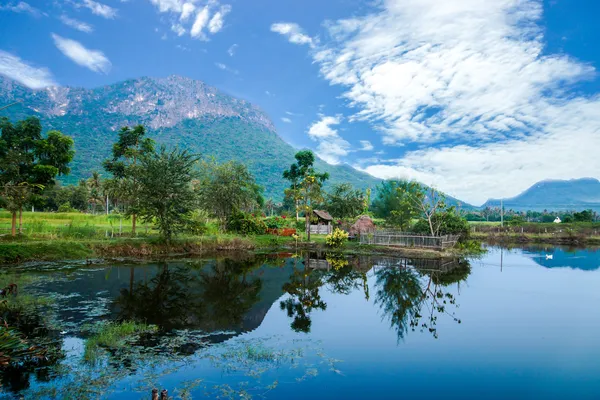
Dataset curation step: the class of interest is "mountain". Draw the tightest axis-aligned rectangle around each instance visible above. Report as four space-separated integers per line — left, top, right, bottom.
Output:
482 178 600 211
0 75 380 200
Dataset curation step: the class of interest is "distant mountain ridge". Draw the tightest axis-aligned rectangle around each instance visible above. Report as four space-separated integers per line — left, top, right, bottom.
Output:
0 75 382 200
482 178 600 211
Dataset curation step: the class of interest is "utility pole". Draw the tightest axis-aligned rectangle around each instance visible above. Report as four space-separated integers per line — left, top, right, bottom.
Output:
500 198 504 227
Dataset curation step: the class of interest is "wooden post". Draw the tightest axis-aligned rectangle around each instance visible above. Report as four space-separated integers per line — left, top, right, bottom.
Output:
152 389 158 400
160 389 168 400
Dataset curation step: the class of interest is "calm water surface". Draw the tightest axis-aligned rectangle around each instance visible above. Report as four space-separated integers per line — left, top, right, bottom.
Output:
1 246 599 399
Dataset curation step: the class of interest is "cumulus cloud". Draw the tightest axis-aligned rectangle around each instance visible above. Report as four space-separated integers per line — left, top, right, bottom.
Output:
52 34 111 74
80 0 117 18
275 0 600 204
0 50 56 89
208 5 231 33
147 0 231 40
190 6 210 39
0 2 45 17
281 117 292 123
307 115 351 164
271 23 315 47
60 15 94 33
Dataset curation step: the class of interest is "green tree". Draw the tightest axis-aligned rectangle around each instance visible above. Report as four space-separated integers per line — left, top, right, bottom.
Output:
372 180 420 230
325 183 365 219
573 209 593 222
283 150 324 221
86 171 105 214
197 159 263 230
136 146 200 241
300 172 329 242
103 125 155 235
0 117 74 236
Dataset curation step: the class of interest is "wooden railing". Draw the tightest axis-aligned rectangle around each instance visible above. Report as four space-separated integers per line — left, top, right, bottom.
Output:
359 230 459 250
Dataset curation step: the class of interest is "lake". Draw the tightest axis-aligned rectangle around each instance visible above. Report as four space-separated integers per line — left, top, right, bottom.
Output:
1 245 599 399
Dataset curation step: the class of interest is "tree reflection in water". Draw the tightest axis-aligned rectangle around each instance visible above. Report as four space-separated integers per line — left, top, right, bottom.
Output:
112 257 263 333
374 258 471 340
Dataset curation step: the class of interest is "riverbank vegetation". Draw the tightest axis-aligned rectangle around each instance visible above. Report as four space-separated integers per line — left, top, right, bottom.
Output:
1 118 480 265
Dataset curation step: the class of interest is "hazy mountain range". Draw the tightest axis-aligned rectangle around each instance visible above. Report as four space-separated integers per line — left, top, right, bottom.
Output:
0 74 598 211
483 178 600 211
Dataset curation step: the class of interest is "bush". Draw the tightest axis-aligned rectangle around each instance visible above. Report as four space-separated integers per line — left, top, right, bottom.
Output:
227 211 267 235
325 228 349 248
57 202 76 213
265 216 287 229
185 210 210 235
412 211 470 239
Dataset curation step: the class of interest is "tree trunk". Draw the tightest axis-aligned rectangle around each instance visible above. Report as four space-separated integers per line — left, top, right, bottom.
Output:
11 212 16 237
305 211 311 242
18 207 23 235
427 215 435 237
132 213 137 235
295 200 299 221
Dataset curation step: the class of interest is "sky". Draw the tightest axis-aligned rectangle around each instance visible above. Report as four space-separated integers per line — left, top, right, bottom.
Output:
0 0 599 205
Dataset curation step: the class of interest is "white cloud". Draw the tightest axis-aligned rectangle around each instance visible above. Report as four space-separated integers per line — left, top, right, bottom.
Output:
180 2 195 21
190 6 210 39
215 62 238 75
271 22 315 47
0 50 56 89
228 44 238 56
171 23 186 36
308 115 342 138
281 117 292 123
0 2 45 17
52 33 111 74
307 115 351 164
81 0 117 18
359 140 374 151
208 5 231 34
285 111 302 116
60 15 94 33
276 0 600 203
147 1 231 40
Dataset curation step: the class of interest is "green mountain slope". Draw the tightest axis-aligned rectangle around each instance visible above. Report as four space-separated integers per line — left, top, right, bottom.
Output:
0 75 381 200
482 178 600 211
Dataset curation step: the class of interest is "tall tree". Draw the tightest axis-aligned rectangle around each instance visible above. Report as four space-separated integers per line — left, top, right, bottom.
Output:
283 150 324 221
325 183 365 219
103 125 155 235
137 146 200 241
372 180 420 231
197 159 263 230
86 171 104 214
0 117 74 236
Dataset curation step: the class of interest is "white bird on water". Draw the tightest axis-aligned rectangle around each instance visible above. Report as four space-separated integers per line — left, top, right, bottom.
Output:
546 254 554 260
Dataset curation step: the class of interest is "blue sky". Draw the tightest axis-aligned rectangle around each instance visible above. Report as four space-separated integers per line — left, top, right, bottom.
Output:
0 0 599 205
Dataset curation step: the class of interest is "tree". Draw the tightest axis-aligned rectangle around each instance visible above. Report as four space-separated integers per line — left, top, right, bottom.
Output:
0 117 74 236
573 209 593 222
372 180 420 230
283 150 325 221
197 159 263 230
137 147 200 241
325 183 365 219
103 125 155 235
405 184 447 236
86 171 104 214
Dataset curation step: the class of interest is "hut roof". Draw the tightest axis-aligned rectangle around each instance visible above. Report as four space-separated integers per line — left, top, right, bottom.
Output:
313 210 333 221
350 215 376 235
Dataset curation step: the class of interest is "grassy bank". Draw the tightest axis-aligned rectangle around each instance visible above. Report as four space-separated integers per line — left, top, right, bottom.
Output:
470 221 600 245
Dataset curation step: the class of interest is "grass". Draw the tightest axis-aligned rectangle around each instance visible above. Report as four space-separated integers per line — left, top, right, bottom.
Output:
83 321 157 363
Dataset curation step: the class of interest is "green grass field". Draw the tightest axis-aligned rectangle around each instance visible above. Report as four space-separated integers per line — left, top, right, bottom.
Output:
0 211 148 239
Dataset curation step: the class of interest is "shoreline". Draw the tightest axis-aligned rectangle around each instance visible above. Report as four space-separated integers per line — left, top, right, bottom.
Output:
0 235 472 266
472 232 600 246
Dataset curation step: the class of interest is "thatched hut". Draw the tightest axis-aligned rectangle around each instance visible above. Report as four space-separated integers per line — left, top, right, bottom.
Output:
349 215 376 238
310 210 333 234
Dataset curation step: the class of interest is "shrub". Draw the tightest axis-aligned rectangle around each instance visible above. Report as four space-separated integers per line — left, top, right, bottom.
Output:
412 211 470 239
57 202 76 213
185 210 210 235
227 211 267 235
325 228 349 248
265 216 286 229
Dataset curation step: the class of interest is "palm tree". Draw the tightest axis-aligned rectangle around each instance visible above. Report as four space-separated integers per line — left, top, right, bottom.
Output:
87 171 104 214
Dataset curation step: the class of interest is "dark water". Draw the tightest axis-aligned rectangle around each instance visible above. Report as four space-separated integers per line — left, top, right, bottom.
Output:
1 246 599 399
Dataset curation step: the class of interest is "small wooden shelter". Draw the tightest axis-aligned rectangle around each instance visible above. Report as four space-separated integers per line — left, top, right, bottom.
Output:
310 210 333 234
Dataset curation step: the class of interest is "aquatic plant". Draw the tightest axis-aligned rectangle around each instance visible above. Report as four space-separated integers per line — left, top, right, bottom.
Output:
83 321 158 363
